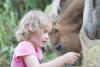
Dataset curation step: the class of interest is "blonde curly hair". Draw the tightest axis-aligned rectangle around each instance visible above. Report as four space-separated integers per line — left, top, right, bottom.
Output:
15 10 52 42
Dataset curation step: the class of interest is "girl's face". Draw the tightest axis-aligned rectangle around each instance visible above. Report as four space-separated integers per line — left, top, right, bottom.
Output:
30 32 49 48
40 33 49 47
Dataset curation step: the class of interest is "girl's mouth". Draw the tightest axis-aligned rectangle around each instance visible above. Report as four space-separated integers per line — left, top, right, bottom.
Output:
42 41 47 44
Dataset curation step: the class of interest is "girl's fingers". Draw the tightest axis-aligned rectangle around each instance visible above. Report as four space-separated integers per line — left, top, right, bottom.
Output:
73 53 81 58
73 56 78 60
70 58 76 64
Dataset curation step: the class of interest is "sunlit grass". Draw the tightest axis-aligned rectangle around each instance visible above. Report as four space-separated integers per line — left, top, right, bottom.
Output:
80 29 100 67
82 45 100 67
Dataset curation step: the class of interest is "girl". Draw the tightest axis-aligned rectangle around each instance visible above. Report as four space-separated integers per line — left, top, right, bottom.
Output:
11 10 80 67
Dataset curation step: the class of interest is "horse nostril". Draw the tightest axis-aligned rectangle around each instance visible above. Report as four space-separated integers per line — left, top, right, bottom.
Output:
56 44 62 51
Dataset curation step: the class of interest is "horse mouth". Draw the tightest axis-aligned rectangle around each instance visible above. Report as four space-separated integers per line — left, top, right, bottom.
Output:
86 31 100 40
83 26 100 40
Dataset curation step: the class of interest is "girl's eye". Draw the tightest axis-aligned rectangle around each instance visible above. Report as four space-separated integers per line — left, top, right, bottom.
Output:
44 30 47 33
44 30 48 33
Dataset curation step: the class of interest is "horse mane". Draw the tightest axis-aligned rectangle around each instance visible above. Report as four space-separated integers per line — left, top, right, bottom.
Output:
50 0 61 19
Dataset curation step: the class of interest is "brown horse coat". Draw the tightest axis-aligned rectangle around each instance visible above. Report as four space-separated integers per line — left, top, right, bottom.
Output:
50 0 85 66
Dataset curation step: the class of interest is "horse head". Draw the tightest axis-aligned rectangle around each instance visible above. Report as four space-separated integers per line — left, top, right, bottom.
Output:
50 21 83 66
50 0 85 67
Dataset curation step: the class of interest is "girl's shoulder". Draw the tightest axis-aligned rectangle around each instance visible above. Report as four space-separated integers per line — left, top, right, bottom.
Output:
17 41 34 47
19 41 33 45
15 41 35 52
14 41 36 57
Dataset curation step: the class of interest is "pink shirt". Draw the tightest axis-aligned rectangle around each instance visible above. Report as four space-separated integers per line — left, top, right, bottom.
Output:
11 41 43 67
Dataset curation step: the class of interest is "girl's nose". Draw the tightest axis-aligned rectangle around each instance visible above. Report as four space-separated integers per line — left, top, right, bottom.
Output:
45 33 49 40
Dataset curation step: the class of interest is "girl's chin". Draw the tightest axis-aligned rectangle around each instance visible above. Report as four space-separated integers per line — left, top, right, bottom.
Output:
40 43 46 47
40 45 44 48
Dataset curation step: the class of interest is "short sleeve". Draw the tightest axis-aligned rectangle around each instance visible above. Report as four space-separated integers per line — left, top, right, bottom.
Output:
15 41 36 58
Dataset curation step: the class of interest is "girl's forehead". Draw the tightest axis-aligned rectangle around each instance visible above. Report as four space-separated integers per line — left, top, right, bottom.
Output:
44 25 52 33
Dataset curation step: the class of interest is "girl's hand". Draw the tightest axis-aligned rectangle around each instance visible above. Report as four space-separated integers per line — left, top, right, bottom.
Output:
62 52 80 64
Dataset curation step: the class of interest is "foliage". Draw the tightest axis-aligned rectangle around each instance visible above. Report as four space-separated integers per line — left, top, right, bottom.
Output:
0 1 17 66
24 0 51 11
0 46 15 67
0 0 18 48
43 50 57 62
44 4 52 14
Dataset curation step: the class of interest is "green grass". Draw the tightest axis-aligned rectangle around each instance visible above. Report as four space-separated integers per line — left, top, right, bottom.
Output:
43 50 57 62
82 45 100 67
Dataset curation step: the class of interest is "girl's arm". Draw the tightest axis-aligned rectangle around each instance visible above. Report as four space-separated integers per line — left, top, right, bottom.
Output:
24 55 65 67
24 52 80 67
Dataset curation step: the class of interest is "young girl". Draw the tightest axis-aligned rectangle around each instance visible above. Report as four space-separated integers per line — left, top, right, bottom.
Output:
11 10 80 67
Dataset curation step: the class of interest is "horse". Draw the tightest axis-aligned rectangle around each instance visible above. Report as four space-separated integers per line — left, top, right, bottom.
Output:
83 0 100 40
49 0 85 67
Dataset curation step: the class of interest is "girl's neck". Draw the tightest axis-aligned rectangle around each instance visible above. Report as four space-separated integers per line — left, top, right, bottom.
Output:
29 40 40 48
